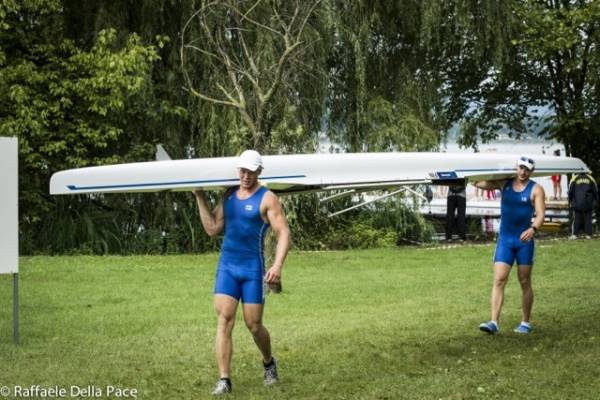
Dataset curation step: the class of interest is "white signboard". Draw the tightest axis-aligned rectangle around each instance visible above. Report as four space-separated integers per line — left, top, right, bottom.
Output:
0 137 18 274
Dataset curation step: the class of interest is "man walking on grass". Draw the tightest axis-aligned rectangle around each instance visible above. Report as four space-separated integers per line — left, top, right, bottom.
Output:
193 150 290 395
475 156 546 335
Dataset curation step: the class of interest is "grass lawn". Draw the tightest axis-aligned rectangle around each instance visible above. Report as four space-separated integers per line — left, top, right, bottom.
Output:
1 239 599 399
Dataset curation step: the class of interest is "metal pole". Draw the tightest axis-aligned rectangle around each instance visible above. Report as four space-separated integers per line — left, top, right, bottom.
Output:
328 188 407 217
319 189 356 203
13 273 19 345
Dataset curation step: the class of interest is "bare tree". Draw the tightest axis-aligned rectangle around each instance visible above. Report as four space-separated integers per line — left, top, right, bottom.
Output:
180 0 321 152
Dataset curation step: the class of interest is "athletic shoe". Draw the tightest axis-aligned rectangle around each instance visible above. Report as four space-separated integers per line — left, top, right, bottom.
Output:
211 379 231 395
513 323 532 334
479 321 499 335
263 357 279 386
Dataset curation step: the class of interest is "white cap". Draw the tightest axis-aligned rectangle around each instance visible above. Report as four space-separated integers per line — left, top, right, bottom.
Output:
517 156 535 171
237 150 263 172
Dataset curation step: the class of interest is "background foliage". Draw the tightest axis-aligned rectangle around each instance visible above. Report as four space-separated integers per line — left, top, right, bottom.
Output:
1 0 598 254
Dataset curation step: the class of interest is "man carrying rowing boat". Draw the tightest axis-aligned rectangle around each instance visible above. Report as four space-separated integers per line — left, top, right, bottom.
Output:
193 150 290 395
475 156 546 335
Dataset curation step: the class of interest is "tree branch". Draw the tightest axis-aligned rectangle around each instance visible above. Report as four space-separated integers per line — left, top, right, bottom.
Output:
228 1 283 37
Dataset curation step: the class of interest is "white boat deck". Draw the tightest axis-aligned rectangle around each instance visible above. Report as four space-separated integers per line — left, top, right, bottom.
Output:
419 197 569 220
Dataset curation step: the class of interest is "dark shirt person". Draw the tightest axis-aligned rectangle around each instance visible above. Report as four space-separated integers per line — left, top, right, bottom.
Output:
446 182 466 241
474 156 545 335
193 150 290 395
568 172 598 238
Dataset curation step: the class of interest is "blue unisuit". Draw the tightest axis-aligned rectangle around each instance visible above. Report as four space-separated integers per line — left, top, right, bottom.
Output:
499 179 536 237
494 179 537 266
215 186 270 304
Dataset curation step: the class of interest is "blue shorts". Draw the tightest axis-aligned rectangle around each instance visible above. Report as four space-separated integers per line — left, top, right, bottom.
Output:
493 235 535 266
214 263 265 304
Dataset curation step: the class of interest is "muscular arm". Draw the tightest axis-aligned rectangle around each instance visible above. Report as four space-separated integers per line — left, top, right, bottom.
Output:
472 179 508 191
532 184 546 229
520 184 546 242
262 192 290 283
193 190 224 237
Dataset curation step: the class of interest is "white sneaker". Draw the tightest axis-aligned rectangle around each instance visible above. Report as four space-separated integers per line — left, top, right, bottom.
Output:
263 358 279 386
211 379 231 395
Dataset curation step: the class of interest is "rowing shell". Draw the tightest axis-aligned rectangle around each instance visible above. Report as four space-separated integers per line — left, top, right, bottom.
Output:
49 152 589 195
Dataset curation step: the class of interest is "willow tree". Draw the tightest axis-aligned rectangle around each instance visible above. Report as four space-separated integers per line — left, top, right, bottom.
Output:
326 1 445 153
434 0 600 169
180 0 325 153
420 0 516 145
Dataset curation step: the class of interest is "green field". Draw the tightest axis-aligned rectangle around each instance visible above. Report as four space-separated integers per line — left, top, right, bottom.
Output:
1 239 599 399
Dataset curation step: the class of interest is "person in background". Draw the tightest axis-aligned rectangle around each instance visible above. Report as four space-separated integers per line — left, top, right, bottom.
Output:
551 149 562 200
476 187 484 200
485 188 497 200
446 181 467 241
568 172 598 239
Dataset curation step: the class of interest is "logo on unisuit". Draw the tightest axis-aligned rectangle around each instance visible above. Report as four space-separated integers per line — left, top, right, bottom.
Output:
245 205 253 211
